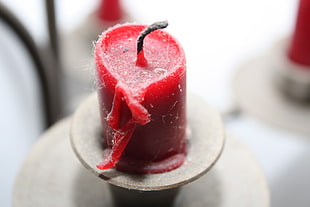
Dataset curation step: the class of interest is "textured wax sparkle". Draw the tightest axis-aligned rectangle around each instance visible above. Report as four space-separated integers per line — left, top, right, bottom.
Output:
95 23 187 174
288 0 310 67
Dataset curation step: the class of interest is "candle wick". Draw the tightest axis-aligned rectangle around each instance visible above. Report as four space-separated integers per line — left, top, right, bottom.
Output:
137 21 169 54
136 21 168 66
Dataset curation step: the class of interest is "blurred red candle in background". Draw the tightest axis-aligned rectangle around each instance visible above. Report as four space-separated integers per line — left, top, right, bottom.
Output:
94 22 187 174
288 0 310 67
98 0 123 22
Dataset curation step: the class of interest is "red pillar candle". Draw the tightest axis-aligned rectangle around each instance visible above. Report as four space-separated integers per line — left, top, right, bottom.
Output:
97 0 123 22
288 0 310 66
95 22 187 174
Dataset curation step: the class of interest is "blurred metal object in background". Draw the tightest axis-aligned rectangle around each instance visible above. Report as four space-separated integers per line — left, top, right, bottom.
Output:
0 2 57 126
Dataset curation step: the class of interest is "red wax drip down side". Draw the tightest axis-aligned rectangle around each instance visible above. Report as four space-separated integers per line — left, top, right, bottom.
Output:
97 0 123 22
95 24 187 174
288 0 310 67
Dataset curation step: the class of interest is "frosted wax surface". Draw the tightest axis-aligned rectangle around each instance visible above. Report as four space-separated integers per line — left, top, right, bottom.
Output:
99 30 182 91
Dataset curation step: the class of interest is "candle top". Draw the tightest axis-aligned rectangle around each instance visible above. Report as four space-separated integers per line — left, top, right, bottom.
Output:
95 24 186 92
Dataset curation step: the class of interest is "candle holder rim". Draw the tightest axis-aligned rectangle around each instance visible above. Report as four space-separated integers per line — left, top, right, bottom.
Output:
273 37 310 83
71 93 225 191
234 37 310 136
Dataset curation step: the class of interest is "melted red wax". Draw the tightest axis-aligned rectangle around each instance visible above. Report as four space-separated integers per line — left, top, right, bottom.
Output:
288 0 310 66
95 24 187 174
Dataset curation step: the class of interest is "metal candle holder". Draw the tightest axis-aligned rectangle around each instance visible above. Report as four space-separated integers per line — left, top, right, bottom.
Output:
70 93 224 206
13 93 269 207
234 38 310 135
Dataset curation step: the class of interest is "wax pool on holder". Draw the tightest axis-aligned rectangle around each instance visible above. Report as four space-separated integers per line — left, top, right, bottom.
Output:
95 22 187 174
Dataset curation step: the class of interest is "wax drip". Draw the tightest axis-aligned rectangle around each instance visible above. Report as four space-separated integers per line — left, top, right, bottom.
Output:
97 119 136 170
97 84 151 170
136 21 169 67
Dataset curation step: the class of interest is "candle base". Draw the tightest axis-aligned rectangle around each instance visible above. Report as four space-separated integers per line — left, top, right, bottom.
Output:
12 120 269 207
71 93 224 190
273 39 310 101
234 38 310 135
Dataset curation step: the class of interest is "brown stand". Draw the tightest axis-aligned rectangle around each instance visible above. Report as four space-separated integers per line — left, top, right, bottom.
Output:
13 94 269 207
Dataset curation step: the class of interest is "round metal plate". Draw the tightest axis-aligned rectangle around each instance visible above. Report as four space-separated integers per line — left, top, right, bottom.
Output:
13 118 269 207
71 93 225 190
234 48 310 136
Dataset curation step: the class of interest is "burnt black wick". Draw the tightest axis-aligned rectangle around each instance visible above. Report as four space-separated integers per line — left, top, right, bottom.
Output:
137 21 168 54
